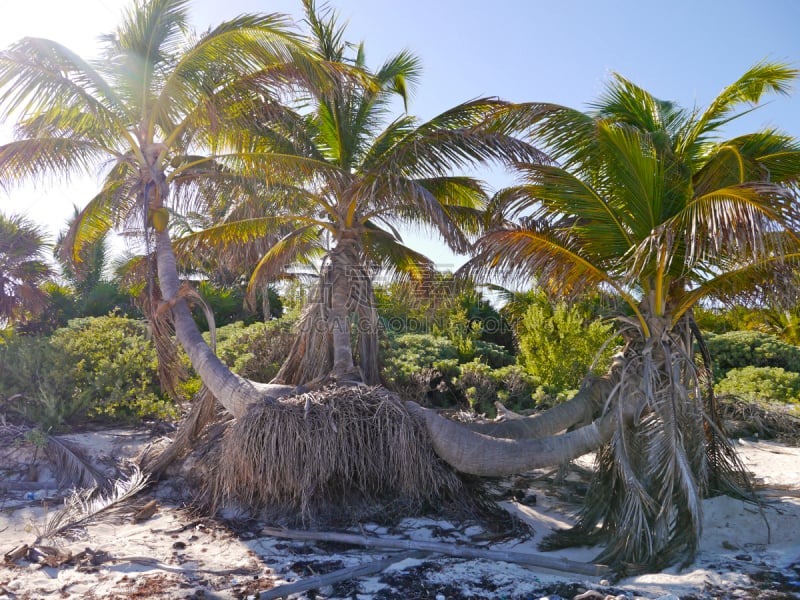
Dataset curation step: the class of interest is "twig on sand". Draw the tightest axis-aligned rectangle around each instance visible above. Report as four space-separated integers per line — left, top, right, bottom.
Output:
262 526 608 577
259 549 425 600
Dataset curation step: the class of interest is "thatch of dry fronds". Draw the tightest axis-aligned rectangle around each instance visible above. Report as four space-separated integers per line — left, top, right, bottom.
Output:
204 385 465 524
717 395 800 445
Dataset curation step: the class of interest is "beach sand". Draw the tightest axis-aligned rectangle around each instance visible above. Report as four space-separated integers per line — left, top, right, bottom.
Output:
1 429 798 599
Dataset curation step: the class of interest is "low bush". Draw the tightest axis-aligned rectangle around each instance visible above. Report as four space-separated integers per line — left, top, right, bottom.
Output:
50 315 176 422
714 366 800 406
704 330 800 379
517 301 618 394
0 315 175 428
213 319 296 383
380 332 535 414
0 334 83 429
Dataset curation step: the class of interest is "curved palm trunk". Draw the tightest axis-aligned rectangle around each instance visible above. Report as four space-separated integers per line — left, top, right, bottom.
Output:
154 229 296 418
466 375 612 439
411 401 620 476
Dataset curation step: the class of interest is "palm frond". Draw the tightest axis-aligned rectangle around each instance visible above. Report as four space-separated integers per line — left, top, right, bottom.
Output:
44 435 107 490
37 466 148 543
246 226 324 307
362 226 434 282
0 138 114 190
682 60 798 152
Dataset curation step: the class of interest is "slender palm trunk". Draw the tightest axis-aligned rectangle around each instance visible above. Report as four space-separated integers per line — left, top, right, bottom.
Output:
275 232 381 386
325 238 359 381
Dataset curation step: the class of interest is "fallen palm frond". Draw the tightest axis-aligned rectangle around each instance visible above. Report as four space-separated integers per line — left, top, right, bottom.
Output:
36 466 149 543
0 423 105 490
44 435 107 489
204 385 466 525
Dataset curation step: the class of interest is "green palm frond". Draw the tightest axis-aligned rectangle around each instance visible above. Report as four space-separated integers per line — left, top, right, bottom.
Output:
508 163 635 253
593 73 688 136
246 226 324 305
362 226 434 282
0 138 118 189
676 248 800 320
0 37 130 127
675 181 800 265
62 161 140 263
681 60 798 153
466 224 643 322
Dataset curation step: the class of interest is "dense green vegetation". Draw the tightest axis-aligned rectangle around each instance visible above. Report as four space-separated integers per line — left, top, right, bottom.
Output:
0 314 175 429
5 285 800 430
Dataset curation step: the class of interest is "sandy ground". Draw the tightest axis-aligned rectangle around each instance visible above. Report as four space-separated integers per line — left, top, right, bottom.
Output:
1 428 799 600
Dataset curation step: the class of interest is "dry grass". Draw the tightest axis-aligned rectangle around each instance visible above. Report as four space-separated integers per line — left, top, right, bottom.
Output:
203 385 466 525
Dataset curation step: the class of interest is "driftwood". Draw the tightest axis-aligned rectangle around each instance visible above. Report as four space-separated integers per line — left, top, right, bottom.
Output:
262 526 608 577
259 549 425 600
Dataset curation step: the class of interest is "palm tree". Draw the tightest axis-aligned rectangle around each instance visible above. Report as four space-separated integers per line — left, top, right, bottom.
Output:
0 0 324 415
0 213 53 326
452 62 800 568
171 0 541 386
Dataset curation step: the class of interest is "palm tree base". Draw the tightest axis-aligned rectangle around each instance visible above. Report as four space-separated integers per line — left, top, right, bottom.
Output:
183 385 481 526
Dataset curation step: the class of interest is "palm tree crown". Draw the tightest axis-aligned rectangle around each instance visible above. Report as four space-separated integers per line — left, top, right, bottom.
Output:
172 0 541 384
464 62 800 569
0 0 322 415
0 213 53 326
469 62 800 335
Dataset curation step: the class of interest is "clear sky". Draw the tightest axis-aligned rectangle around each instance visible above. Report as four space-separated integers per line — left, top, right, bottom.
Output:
1 0 799 268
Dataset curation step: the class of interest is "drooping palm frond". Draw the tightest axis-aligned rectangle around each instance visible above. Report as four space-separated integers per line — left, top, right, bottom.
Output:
361 226 434 282
44 435 107 490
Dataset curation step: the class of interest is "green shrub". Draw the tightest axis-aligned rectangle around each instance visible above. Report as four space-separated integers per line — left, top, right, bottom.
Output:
50 315 176 422
381 333 459 381
517 301 618 394
456 360 496 411
381 331 534 413
715 366 800 405
0 315 175 428
213 319 296 382
704 330 800 379
0 334 84 429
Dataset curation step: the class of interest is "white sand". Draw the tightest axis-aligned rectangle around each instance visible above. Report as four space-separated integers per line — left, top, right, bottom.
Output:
1 434 798 599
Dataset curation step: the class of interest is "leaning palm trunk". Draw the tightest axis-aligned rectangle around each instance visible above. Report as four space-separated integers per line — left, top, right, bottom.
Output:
154 229 296 418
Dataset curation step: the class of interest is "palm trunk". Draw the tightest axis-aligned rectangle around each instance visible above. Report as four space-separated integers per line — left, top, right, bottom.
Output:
466 375 612 439
410 401 619 476
154 229 295 418
325 236 361 381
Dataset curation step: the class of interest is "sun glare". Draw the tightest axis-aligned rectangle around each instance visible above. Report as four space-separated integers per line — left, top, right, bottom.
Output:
0 1 128 57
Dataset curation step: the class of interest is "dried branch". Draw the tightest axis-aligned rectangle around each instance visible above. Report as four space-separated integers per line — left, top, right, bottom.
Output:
259 550 425 600
261 527 607 577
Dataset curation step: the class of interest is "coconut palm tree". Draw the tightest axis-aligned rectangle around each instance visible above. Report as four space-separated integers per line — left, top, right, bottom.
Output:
170 0 542 387
0 0 331 414
0 213 53 326
451 62 800 569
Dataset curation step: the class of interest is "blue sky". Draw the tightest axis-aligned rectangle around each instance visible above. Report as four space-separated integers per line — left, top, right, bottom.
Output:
1 0 799 267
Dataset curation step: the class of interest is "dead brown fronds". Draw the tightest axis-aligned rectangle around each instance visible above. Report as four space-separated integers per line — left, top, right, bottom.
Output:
717 395 800 445
138 384 219 478
204 385 465 525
